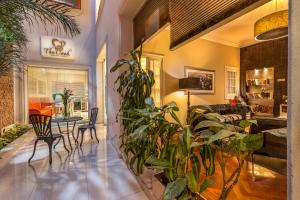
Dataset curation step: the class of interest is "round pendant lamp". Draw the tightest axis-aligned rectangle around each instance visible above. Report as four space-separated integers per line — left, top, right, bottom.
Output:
254 10 288 41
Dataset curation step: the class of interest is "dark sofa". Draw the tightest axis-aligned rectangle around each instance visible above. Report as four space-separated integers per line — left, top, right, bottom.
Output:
191 104 249 124
251 117 287 159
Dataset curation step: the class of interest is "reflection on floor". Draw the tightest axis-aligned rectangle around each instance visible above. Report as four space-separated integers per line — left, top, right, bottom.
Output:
202 157 287 200
0 125 148 200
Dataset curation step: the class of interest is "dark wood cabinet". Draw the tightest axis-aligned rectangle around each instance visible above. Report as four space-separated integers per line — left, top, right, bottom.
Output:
240 37 288 117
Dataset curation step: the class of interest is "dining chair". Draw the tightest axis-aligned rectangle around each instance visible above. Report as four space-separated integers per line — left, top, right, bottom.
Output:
28 114 70 165
76 107 99 146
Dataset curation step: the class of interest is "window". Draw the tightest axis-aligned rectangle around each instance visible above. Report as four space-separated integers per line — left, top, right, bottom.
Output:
141 55 163 106
225 66 239 100
28 67 89 119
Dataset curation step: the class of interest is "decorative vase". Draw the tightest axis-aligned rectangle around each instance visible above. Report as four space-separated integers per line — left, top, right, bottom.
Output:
63 102 70 117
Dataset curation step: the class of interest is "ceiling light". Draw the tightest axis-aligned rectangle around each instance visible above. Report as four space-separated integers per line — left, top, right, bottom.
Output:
254 10 288 41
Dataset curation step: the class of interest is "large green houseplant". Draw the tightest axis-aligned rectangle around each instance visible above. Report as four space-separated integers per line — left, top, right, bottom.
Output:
111 47 264 199
0 0 80 75
110 45 155 174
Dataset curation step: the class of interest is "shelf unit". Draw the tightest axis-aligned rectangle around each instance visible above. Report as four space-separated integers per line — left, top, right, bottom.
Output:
246 67 274 116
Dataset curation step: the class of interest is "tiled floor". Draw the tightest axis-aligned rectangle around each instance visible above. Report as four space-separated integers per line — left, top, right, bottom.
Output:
0 125 148 200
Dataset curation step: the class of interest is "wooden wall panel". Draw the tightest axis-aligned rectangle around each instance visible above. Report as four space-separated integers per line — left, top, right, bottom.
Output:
169 0 266 49
134 0 169 48
240 37 288 116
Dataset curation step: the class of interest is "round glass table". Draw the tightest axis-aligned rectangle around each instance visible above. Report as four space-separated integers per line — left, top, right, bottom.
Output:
52 117 83 150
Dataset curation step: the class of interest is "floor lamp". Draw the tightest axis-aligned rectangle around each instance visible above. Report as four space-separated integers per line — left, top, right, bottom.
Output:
179 77 201 122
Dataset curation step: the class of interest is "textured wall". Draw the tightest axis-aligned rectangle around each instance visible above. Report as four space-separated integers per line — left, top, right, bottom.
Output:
288 0 300 198
0 74 14 131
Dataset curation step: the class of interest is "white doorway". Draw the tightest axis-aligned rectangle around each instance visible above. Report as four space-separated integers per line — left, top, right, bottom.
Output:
96 44 107 125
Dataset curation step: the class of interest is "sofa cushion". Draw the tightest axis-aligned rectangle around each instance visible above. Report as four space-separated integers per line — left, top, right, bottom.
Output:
223 114 243 122
29 103 41 110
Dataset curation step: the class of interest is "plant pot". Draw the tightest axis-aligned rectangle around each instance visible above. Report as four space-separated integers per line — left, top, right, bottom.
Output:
140 166 155 189
152 173 166 200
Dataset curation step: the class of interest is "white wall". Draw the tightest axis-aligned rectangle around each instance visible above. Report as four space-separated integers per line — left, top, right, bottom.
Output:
24 1 96 67
95 0 127 150
95 0 145 149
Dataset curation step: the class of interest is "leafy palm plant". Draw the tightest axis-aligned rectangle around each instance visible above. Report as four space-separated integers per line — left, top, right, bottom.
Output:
112 46 264 199
122 97 182 174
110 45 155 173
0 0 80 75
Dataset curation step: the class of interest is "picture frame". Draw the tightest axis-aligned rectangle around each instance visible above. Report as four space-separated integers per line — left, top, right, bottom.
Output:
51 0 81 9
184 66 215 94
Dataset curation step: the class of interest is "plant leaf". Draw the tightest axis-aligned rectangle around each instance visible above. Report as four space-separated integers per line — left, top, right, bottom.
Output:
200 179 214 193
163 178 187 200
199 129 214 138
240 133 264 151
204 113 225 122
146 156 170 169
186 171 198 193
195 120 225 130
239 120 258 129
207 130 238 144
131 125 148 140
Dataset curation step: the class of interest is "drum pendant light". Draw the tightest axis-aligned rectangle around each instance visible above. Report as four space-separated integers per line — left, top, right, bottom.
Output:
254 9 288 41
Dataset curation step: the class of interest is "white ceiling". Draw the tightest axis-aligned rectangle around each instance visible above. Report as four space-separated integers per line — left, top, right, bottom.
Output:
201 0 288 48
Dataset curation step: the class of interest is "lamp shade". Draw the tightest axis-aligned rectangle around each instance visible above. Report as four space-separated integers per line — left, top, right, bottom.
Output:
179 77 201 90
254 10 288 41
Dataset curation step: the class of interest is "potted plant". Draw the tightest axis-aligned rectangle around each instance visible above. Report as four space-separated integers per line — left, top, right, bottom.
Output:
111 46 264 200
53 88 73 117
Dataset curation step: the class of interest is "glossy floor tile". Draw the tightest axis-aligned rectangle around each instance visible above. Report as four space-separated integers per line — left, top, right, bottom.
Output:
0 125 148 200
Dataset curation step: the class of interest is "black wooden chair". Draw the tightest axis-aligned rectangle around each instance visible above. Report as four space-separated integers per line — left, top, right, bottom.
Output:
28 114 70 165
76 107 99 146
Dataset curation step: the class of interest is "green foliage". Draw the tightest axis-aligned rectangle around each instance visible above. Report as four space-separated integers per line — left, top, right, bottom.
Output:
0 124 31 150
53 88 73 117
110 45 156 174
164 178 187 200
112 48 264 200
0 0 80 75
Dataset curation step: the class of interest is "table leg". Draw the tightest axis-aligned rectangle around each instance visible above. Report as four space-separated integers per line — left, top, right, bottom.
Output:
54 122 62 149
67 122 73 151
71 121 77 141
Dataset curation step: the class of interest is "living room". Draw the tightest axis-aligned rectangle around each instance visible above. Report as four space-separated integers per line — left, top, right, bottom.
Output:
140 0 287 198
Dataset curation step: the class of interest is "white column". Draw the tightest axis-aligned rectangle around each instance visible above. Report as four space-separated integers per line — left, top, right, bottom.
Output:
288 0 300 199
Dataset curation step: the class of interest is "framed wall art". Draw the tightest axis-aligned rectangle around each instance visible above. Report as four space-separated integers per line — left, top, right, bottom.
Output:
185 66 215 94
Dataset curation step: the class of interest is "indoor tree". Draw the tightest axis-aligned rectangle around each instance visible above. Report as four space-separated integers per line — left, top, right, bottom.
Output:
0 0 80 75
110 44 155 174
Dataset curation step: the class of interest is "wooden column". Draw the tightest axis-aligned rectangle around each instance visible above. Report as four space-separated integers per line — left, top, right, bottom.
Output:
288 0 300 199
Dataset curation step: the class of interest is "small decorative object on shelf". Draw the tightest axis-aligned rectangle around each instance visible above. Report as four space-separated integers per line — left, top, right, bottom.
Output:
53 88 73 117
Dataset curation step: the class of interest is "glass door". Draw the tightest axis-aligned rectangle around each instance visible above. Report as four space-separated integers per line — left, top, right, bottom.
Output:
27 66 89 119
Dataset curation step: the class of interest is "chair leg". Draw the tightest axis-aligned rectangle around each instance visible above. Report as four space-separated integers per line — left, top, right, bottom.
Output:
80 129 85 147
28 139 38 163
46 139 54 165
61 136 70 153
93 128 99 143
67 133 73 151
89 128 93 140
54 137 61 149
76 128 80 144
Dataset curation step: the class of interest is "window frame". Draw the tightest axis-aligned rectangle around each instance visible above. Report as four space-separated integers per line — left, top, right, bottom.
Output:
224 66 240 100
141 53 164 106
